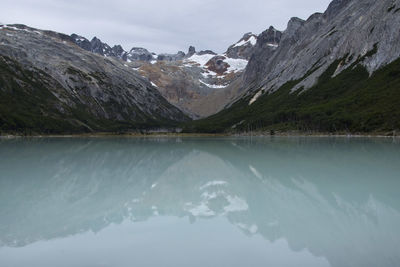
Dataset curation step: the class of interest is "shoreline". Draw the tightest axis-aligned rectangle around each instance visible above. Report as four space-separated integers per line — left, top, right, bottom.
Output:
0 131 398 139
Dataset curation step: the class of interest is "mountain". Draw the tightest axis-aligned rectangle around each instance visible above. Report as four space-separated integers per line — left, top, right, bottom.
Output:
225 32 260 60
134 33 260 117
71 34 128 61
68 32 260 118
1 0 400 134
0 24 188 134
187 0 400 133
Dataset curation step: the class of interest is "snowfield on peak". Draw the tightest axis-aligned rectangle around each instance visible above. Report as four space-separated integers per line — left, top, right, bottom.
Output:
185 53 249 81
233 35 257 48
185 53 216 68
199 80 228 89
224 57 248 72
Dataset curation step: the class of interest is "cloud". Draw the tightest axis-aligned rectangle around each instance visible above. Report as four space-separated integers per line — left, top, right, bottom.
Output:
1 0 332 53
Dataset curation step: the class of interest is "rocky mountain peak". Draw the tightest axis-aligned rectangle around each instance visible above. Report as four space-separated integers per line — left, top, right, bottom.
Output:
197 50 217 56
112 45 127 61
90 36 103 49
255 26 282 50
127 47 154 62
324 0 352 19
242 26 282 85
306 12 324 22
112 45 123 54
241 32 255 40
157 51 186 61
89 36 113 56
187 46 196 58
286 17 305 34
279 17 306 45
71 34 92 51
225 32 258 60
241 0 400 107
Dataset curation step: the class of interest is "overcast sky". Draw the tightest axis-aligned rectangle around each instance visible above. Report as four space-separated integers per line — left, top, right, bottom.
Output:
1 0 332 53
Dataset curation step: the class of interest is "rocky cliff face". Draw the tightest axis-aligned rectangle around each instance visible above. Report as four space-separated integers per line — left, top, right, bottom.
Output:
126 47 154 62
133 33 259 118
225 32 259 60
242 0 400 103
2 0 399 133
0 24 188 134
243 27 282 85
71 34 128 61
187 0 400 133
68 31 259 118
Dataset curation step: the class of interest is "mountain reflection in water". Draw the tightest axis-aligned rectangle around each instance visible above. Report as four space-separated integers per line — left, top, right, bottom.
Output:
0 137 399 267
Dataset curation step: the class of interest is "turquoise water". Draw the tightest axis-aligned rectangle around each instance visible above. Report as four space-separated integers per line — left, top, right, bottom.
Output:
0 137 399 267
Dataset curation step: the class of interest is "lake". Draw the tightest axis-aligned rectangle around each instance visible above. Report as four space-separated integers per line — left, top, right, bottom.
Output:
0 137 399 267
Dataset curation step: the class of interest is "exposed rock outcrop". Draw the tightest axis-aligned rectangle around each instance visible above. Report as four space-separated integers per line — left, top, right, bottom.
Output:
127 47 154 62
185 0 400 133
0 24 188 133
205 56 230 75
157 51 186 61
225 32 259 60
186 46 196 58
241 0 400 101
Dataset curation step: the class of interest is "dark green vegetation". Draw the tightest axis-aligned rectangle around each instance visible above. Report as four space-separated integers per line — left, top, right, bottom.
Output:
184 53 400 134
1 48 399 135
0 56 185 135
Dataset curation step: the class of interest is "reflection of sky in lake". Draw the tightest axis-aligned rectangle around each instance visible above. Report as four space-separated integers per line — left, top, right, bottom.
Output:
0 137 399 267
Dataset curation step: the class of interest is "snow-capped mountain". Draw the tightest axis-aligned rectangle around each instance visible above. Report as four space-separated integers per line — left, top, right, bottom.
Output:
136 33 262 117
187 0 400 134
226 32 259 60
69 31 263 118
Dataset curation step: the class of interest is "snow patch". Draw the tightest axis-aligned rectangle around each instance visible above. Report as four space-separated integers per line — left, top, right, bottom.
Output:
266 43 279 48
199 80 227 89
77 37 86 42
185 52 248 78
225 58 248 72
233 36 257 48
201 70 222 79
185 53 215 67
1 25 41 35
